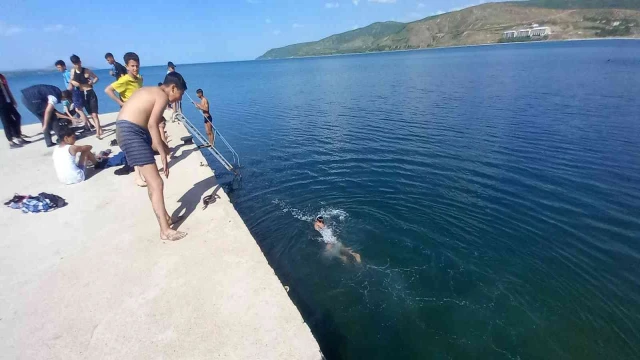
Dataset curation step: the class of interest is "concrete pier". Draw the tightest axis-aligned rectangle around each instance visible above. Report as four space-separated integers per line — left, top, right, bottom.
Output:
0 112 322 359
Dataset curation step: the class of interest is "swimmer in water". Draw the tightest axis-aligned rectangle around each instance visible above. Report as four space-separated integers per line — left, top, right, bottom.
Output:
314 216 362 264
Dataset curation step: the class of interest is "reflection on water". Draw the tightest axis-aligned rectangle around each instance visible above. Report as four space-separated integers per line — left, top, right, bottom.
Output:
7 40 640 359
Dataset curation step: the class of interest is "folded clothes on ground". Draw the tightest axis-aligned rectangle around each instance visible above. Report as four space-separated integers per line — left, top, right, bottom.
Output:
4 193 67 213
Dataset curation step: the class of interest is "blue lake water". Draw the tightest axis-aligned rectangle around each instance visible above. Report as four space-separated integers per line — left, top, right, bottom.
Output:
5 40 640 359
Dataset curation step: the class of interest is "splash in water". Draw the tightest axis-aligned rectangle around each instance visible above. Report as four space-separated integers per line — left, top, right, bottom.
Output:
272 199 348 244
272 199 348 223
317 227 338 244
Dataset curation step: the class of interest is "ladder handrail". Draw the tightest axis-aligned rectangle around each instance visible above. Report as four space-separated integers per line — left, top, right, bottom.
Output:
183 93 240 167
173 108 240 175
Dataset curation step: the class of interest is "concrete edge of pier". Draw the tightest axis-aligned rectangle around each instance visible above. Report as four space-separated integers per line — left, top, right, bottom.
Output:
0 111 322 360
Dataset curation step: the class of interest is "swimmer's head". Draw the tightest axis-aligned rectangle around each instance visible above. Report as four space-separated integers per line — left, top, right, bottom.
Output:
315 216 324 224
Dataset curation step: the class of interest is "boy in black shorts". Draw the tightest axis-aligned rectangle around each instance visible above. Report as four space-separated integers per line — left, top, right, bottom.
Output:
193 88 214 147
69 54 103 139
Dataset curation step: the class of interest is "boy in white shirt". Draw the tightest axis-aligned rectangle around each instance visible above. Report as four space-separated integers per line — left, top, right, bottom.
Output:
52 128 99 184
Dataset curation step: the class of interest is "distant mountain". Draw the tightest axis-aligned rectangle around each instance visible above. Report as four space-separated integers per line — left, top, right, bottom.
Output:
257 1 640 60
520 0 640 9
1 68 58 77
259 22 405 59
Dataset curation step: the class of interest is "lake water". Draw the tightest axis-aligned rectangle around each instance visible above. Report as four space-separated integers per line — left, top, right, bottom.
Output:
5 40 640 359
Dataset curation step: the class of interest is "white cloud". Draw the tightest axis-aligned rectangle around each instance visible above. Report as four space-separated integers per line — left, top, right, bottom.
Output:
353 0 360 5
292 23 303 28
265 18 272 24
368 0 396 3
273 29 281 35
417 3 425 8
44 24 64 32
0 22 23 36
325 2 340 8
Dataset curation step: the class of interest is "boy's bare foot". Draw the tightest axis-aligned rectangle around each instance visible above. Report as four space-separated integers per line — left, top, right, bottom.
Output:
161 230 187 241
353 253 362 264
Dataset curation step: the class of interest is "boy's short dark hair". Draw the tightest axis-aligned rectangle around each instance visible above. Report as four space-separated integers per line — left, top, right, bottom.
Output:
167 61 175 69
158 82 163 87
70 54 81 65
104 52 114 59
61 90 72 99
196 89 203 94
55 60 66 67
60 127 76 139
163 72 188 91
123 52 139 65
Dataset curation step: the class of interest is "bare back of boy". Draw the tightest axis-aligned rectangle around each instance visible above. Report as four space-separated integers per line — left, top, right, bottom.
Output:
117 87 166 127
116 87 186 241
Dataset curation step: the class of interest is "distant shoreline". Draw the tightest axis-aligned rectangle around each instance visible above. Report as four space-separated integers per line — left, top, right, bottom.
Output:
256 37 640 61
3 37 638 74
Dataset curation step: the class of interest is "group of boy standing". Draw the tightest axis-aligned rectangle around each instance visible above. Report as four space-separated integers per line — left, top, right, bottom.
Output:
0 52 215 241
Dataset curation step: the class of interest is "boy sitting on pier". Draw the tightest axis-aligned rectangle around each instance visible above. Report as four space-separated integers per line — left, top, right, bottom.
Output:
53 127 100 185
115 72 188 241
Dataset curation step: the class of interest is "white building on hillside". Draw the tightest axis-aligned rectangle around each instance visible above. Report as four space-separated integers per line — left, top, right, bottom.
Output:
503 30 518 39
518 29 531 37
530 27 551 37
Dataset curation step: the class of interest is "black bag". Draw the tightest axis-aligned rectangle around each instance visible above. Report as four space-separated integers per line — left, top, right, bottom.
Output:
38 192 67 208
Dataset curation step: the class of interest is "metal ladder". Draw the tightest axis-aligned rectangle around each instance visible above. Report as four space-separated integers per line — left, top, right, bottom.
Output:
173 109 240 176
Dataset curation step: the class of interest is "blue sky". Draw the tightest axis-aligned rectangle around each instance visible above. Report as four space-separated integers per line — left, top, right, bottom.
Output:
0 0 489 71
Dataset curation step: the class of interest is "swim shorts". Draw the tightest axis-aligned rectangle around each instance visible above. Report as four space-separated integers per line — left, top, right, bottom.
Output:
83 89 99 114
72 88 84 109
204 114 213 124
115 120 155 167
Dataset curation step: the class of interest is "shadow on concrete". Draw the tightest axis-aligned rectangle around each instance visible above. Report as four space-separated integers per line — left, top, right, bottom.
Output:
100 129 116 139
23 135 45 145
100 121 117 129
171 176 220 230
84 167 104 181
168 143 198 170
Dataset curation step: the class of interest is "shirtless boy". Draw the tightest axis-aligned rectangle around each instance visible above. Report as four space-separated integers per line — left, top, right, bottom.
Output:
115 72 188 241
194 88 214 147
69 54 103 139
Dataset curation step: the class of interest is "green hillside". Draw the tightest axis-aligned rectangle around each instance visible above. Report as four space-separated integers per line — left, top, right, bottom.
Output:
259 22 405 59
257 1 640 60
